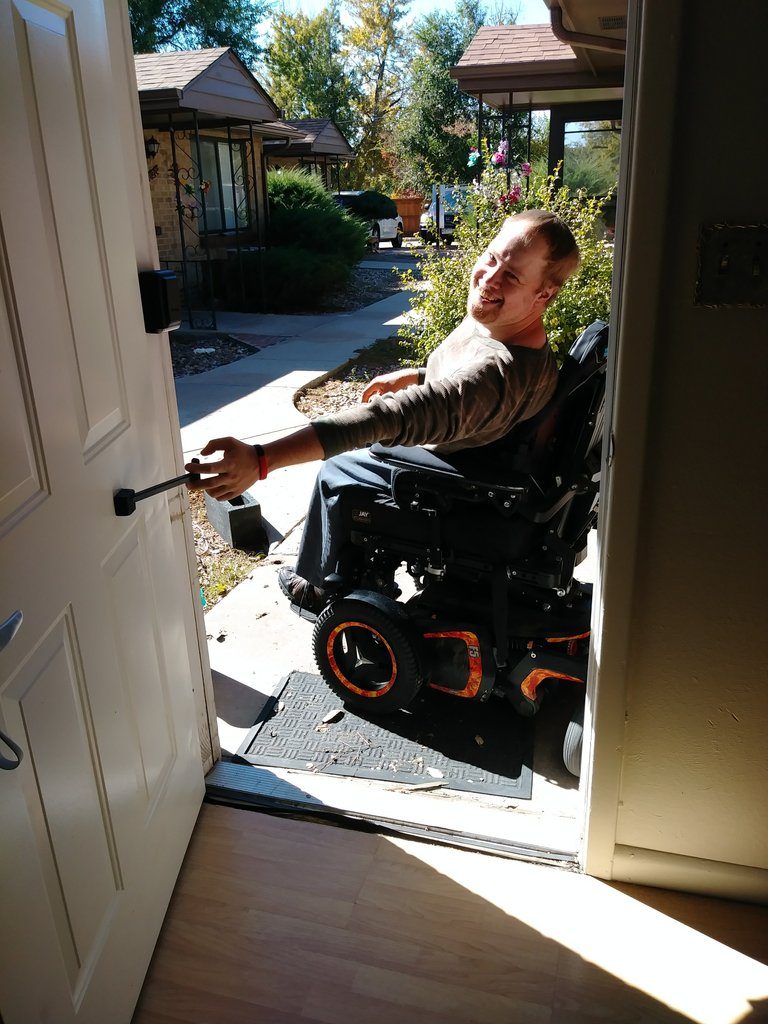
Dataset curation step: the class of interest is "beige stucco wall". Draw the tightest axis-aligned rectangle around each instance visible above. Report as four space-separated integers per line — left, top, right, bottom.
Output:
605 1 768 883
143 128 265 264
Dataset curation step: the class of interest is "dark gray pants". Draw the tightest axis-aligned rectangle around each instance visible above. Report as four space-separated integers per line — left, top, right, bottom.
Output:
294 450 396 588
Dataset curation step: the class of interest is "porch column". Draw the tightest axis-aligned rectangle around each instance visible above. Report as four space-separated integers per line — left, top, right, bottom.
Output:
191 110 217 329
548 106 567 183
226 120 245 309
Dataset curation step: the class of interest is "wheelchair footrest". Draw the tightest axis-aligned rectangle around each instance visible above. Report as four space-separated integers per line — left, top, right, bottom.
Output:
506 650 587 716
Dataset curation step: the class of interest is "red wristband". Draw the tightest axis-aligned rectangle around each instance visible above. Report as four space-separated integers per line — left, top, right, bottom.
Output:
253 443 268 480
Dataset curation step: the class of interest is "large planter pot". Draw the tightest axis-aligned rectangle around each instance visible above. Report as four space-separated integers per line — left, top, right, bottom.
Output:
393 195 426 236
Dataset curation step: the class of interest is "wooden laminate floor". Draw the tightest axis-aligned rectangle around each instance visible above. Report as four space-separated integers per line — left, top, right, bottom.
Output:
133 802 768 1024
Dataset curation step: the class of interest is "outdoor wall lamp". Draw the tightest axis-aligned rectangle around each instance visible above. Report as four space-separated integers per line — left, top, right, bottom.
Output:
144 135 160 160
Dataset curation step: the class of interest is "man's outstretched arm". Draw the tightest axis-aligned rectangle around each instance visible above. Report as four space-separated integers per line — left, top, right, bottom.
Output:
186 368 422 500
185 425 323 502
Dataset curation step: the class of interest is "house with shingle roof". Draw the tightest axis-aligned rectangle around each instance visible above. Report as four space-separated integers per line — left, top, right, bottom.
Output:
452 13 624 190
263 119 355 191
135 47 305 327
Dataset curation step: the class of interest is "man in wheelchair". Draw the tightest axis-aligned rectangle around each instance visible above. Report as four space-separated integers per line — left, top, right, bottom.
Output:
188 210 607 774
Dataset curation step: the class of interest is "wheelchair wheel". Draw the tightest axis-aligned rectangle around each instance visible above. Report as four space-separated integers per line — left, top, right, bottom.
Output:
313 598 423 714
563 701 584 777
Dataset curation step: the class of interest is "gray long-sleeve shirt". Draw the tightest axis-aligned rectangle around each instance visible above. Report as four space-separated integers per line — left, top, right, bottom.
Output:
312 316 558 460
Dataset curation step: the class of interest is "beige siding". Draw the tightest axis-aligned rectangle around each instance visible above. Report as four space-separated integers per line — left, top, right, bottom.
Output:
183 53 276 122
606 2 768 878
313 122 353 156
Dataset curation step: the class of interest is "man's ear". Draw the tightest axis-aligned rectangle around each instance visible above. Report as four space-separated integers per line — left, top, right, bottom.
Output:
537 283 558 307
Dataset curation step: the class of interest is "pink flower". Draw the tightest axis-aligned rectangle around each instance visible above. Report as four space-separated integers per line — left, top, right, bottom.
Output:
521 162 532 177
491 151 505 167
497 183 524 209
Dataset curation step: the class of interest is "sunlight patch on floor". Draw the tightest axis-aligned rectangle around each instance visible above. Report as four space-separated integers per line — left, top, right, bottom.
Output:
386 835 768 1024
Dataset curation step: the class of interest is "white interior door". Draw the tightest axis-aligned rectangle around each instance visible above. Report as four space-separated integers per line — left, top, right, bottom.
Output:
0 2 206 1021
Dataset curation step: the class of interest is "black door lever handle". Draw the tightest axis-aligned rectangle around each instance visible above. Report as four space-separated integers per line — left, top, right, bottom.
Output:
114 459 200 516
0 611 24 770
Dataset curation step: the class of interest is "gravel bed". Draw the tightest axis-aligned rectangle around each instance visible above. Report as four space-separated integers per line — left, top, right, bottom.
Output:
315 266 410 313
296 336 413 418
188 489 263 609
170 335 258 377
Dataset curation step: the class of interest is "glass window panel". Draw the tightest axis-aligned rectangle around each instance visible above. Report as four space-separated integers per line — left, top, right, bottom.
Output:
198 139 222 232
217 141 249 231
562 120 621 196
233 145 249 229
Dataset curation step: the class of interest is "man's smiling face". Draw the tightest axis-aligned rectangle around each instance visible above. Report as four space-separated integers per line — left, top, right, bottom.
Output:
467 218 556 339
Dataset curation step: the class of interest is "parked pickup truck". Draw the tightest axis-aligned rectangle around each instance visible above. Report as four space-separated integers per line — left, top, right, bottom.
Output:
335 190 404 249
419 184 469 245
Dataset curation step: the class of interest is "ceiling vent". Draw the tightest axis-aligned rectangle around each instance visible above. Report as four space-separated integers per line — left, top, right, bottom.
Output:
598 15 627 30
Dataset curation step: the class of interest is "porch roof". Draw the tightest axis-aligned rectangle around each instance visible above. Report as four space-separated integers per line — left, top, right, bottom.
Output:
262 119 355 160
134 47 301 138
451 19 624 112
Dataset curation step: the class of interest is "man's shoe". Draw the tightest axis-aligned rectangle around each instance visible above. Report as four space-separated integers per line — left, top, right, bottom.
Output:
277 567 327 622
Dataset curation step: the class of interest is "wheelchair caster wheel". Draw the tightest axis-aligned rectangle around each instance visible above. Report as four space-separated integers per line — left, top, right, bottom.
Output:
313 597 423 714
563 701 584 777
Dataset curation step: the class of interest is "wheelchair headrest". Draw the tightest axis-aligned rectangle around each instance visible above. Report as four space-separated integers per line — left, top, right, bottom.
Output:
567 319 610 366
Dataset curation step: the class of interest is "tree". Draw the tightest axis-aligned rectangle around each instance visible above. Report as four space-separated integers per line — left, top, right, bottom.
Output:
392 0 518 191
263 2 359 139
128 0 268 66
562 121 622 195
343 0 412 188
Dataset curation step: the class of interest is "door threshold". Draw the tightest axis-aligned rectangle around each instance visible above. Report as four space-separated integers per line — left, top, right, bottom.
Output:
205 759 580 868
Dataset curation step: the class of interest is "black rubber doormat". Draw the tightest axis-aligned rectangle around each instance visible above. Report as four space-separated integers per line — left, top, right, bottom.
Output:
238 671 534 799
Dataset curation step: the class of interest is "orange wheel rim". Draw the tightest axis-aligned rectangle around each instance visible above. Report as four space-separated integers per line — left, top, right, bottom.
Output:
326 621 398 698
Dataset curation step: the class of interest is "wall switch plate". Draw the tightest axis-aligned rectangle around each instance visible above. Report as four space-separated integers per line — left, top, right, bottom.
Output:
696 223 768 306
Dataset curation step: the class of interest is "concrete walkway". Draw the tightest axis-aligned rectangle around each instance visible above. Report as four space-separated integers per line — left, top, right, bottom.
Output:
176 289 415 753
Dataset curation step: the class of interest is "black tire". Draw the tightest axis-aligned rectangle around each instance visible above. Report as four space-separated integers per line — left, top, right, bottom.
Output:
370 226 380 252
391 229 403 249
313 598 423 714
563 702 584 777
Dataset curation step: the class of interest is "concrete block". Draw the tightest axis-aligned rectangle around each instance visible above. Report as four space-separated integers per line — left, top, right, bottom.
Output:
204 489 268 553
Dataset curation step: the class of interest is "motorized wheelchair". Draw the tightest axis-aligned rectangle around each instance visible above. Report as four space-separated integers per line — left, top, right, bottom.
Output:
309 320 609 777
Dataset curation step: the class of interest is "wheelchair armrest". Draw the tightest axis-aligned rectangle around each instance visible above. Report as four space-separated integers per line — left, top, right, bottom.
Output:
371 444 529 517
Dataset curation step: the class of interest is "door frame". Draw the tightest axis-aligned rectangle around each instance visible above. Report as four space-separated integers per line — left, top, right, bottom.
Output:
578 0 684 877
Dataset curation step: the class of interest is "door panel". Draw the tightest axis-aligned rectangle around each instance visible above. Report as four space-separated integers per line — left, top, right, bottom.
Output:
104 523 177 809
0 1 206 1021
0 249 49 534
3 608 121 999
15 0 128 455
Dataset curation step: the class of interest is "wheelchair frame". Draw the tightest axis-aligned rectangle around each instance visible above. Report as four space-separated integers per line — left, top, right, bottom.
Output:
309 321 610 774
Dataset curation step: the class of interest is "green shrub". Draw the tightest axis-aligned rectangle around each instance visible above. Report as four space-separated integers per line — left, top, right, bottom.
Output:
262 168 369 310
400 164 614 364
268 206 368 263
267 166 338 212
231 247 353 312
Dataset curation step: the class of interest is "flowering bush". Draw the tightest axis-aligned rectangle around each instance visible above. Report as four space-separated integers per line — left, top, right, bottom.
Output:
399 158 615 364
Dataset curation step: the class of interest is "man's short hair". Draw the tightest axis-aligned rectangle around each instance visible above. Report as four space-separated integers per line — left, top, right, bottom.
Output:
507 209 580 288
